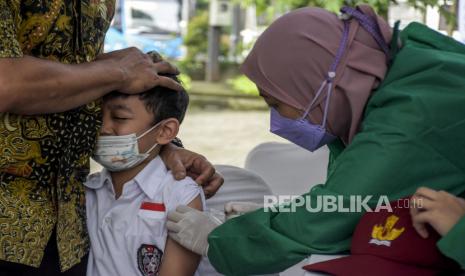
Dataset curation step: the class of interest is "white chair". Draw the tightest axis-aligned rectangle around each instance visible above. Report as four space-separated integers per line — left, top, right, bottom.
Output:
197 165 278 276
244 142 331 276
205 164 274 210
244 142 329 196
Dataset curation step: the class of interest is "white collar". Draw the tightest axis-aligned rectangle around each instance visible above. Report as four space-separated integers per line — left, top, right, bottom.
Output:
133 156 167 199
85 156 168 200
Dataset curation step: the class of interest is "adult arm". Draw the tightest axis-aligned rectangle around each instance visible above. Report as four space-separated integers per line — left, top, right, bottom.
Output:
0 2 180 115
0 50 181 115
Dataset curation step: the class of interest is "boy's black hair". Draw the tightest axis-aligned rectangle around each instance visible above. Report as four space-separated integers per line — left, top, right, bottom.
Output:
104 74 189 125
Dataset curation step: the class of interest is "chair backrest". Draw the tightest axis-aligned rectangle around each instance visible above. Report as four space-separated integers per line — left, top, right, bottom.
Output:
205 164 274 211
244 142 329 196
197 165 278 276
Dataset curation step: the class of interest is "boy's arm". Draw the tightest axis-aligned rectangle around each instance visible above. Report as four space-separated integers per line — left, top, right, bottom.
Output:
159 195 203 276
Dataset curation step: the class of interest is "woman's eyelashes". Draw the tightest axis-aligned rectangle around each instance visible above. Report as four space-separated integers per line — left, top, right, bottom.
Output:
268 102 279 109
264 98 279 109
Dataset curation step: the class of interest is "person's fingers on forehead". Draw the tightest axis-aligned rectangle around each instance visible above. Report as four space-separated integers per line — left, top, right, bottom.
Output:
146 51 163 63
153 61 180 75
153 75 184 92
144 53 153 62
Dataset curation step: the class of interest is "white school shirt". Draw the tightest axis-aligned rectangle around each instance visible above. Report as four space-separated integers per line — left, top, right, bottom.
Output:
85 156 205 276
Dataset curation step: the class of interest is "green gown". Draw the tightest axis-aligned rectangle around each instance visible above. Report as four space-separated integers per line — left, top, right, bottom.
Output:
207 22 465 275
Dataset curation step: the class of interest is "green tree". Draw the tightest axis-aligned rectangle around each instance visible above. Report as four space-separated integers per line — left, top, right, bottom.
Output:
238 0 392 19
179 10 209 78
179 10 229 79
406 0 458 35
238 0 458 30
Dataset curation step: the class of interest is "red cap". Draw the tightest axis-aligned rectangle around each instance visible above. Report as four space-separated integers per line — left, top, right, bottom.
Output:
303 197 460 276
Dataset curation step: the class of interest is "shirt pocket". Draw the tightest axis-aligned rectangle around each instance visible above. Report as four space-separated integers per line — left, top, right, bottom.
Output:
125 210 166 237
123 213 167 270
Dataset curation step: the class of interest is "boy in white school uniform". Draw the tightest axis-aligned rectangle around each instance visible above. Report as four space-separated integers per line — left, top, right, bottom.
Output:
85 73 205 276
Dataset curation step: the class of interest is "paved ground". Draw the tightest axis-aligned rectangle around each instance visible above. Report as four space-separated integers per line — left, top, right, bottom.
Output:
179 109 286 166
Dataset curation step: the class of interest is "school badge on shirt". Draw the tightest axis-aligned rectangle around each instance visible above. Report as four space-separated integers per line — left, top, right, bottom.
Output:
137 244 163 276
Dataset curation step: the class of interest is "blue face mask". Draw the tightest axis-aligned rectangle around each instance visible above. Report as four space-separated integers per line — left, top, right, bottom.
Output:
269 12 352 152
270 72 337 152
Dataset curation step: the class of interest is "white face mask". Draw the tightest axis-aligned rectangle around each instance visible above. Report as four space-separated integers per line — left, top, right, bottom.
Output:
92 121 163 172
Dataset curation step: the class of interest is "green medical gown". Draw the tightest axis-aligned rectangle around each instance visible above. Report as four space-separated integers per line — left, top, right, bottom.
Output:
207 22 465 275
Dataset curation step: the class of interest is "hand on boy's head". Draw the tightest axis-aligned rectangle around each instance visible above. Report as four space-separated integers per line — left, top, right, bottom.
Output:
146 51 164 63
98 48 182 94
410 187 465 238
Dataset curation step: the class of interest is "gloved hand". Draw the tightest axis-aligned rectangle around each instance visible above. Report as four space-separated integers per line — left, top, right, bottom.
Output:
167 205 223 256
225 201 263 220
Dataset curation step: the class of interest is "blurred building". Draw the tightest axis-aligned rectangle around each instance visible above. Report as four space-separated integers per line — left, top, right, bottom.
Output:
104 0 188 59
389 0 463 42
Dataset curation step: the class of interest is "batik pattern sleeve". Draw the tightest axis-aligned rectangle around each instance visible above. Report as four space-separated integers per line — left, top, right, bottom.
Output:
0 0 22 58
0 0 115 270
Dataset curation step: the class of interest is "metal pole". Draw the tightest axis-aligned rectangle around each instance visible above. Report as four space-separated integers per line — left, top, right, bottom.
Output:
229 4 241 62
181 0 190 37
206 26 221 82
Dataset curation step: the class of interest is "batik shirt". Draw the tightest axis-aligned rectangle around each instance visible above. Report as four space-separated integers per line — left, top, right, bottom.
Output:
0 0 114 271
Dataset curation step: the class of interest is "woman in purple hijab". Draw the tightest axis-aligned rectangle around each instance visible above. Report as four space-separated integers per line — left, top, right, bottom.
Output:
167 5 465 275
